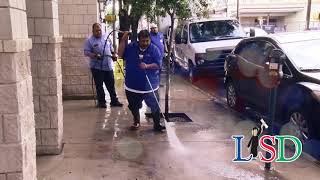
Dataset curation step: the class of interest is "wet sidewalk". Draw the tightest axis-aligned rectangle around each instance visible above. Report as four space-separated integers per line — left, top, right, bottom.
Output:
37 76 320 180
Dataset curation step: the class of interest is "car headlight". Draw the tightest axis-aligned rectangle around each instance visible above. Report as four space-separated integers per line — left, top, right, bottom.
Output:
195 53 206 65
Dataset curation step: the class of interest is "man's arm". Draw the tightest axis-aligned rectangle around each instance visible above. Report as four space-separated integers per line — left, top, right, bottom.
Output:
140 47 161 70
258 124 263 135
139 62 159 70
108 38 115 53
247 137 253 148
118 32 130 58
84 39 96 59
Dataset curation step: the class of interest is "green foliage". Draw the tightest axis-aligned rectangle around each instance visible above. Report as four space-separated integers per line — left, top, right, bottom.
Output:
130 0 154 20
118 0 207 41
151 0 209 20
118 0 155 40
155 0 192 19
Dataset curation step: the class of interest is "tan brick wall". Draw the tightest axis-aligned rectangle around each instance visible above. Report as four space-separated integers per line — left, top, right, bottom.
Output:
59 0 98 38
30 41 64 154
0 1 37 179
283 2 308 31
59 0 98 98
61 38 93 98
27 0 64 155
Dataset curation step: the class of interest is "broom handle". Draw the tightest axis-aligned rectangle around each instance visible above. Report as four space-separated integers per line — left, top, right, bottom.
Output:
145 73 166 121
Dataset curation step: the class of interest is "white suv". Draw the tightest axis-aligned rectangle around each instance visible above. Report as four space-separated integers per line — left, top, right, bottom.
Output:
173 18 247 82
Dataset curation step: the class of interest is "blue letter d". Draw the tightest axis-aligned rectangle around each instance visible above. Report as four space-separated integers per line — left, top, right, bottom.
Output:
232 135 253 162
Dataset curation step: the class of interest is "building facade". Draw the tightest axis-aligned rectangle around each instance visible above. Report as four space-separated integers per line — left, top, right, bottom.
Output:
227 0 320 32
0 0 102 179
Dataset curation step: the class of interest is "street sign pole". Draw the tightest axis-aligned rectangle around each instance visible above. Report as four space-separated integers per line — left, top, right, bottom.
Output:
265 85 277 170
112 0 116 50
236 0 240 21
264 49 284 170
306 0 312 30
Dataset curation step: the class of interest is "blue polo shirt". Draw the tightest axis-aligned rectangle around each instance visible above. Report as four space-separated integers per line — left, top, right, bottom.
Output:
84 34 114 71
124 42 162 93
150 32 165 57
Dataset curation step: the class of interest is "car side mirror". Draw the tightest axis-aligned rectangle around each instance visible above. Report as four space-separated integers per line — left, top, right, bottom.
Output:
175 34 182 44
250 28 255 37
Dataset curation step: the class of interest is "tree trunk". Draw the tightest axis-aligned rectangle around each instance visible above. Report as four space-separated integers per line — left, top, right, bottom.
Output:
119 9 130 31
165 12 175 117
130 16 140 42
118 10 130 45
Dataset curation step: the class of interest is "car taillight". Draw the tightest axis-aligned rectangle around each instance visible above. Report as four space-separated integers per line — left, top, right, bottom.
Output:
195 53 206 65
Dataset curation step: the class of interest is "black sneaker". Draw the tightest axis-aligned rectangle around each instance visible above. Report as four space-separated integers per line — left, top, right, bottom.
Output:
110 101 123 107
153 125 166 132
130 123 140 130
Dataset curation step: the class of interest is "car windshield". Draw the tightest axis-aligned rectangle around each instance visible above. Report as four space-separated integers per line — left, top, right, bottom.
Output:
189 20 246 43
281 39 320 71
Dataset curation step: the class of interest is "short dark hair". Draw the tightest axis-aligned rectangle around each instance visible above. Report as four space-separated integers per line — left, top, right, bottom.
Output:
138 30 150 39
92 23 101 30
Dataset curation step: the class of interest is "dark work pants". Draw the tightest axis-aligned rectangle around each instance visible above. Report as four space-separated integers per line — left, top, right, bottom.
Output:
91 68 118 105
125 90 160 113
126 90 161 126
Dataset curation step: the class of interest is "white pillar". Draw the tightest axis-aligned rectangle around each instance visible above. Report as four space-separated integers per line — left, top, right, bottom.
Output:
26 0 63 155
0 0 37 179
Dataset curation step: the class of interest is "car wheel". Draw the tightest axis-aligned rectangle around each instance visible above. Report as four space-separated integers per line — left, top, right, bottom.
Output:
287 110 311 144
226 80 244 112
188 62 198 83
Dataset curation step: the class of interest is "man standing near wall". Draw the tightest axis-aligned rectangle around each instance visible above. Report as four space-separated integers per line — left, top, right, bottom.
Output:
84 23 123 108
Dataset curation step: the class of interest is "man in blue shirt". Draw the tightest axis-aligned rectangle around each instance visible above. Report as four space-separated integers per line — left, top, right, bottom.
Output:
84 23 123 108
118 30 166 132
150 23 166 57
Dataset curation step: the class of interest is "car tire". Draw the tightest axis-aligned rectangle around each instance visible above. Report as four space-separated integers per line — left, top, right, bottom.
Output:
226 80 245 112
286 109 314 144
188 62 198 83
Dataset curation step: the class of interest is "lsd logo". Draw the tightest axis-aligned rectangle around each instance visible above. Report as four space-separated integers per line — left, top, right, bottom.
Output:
232 119 302 163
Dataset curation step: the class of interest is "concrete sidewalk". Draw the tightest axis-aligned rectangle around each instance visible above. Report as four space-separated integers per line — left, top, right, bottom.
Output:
37 76 320 180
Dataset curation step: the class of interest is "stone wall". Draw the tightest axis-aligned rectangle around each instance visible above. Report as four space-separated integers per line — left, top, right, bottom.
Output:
59 0 98 38
61 38 94 98
29 40 64 155
0 0 37 179
58 0 98 98
284 8 307 31
27 0 64 155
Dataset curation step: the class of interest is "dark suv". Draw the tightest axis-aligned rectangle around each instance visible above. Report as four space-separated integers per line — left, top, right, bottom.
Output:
224 31 320 142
